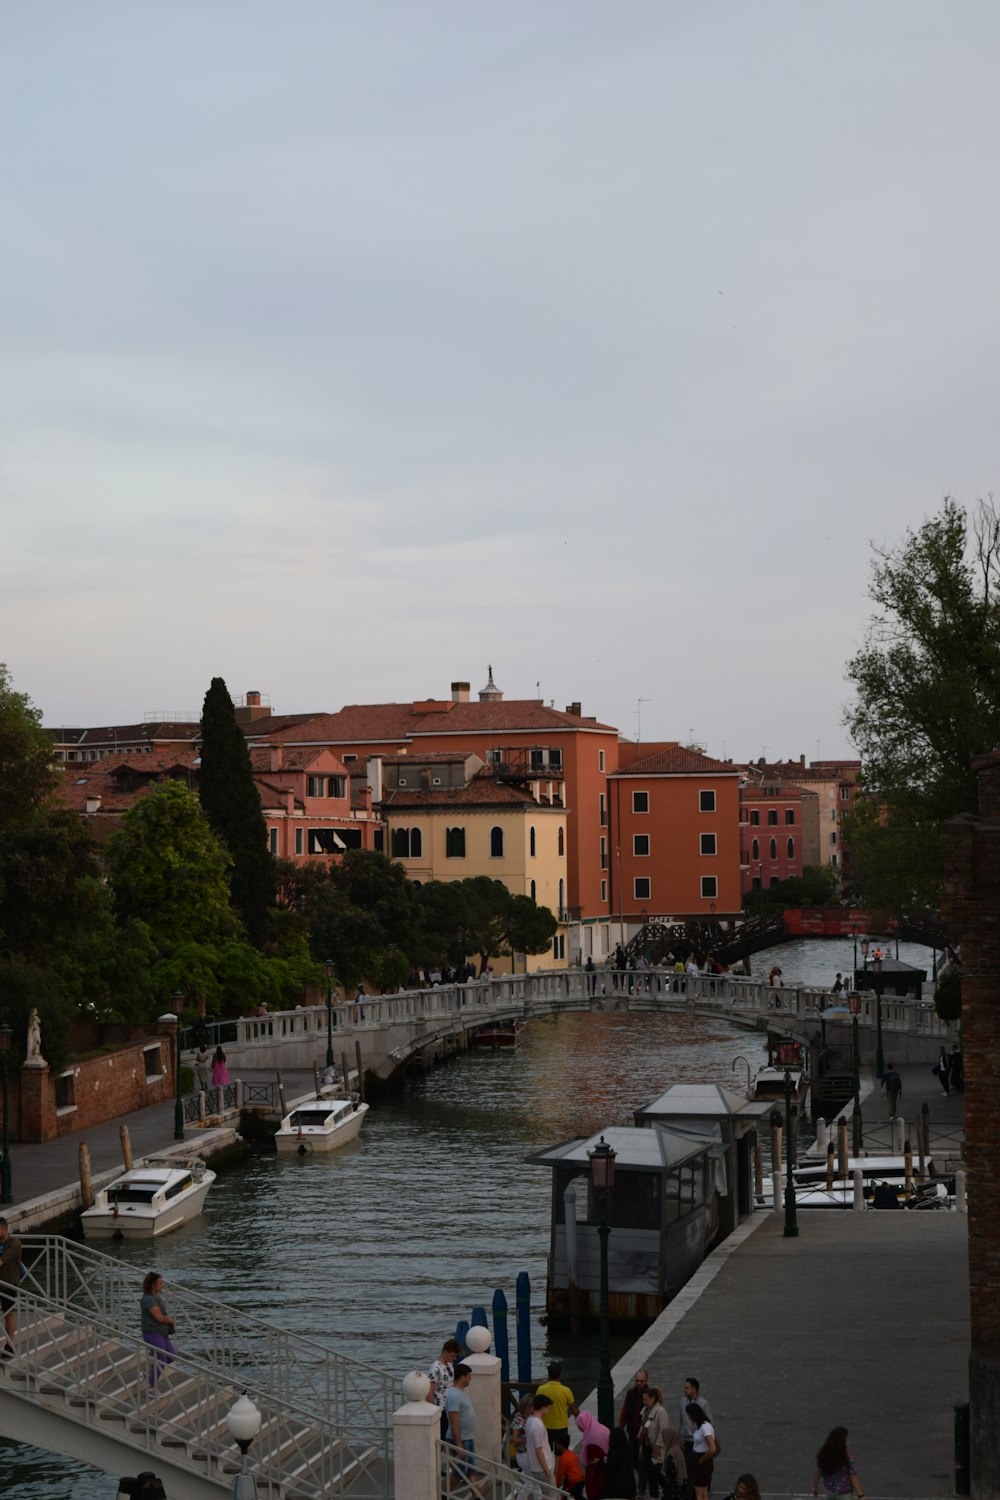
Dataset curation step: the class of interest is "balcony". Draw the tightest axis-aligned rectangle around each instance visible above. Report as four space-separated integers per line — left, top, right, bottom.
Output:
489 747 565 784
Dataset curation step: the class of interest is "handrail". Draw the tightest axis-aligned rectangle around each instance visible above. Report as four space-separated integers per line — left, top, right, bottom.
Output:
437 1438 563 1500
19 1235 401 1431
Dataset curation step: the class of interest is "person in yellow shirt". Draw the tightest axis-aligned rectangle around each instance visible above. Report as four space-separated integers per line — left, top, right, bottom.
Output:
535 1362 578 1445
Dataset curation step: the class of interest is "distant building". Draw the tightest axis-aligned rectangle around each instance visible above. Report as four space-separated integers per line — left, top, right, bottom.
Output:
738 780 808 894
742 756 861 878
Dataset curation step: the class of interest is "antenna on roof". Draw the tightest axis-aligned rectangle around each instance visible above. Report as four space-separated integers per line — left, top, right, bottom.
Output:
536 681 541 699
636 698 652 749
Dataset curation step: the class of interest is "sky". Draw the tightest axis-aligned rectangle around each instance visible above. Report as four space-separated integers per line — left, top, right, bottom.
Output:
3 3 999 762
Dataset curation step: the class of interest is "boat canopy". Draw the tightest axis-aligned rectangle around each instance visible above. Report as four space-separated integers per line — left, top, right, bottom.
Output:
525 1122 715 1176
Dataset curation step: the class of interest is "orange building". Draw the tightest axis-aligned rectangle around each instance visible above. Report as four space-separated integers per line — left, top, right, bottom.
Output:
608 744 742 926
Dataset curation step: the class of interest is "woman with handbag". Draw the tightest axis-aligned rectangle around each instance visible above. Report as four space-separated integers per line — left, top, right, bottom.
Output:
684 1402 717 1500
640 1387 684 1500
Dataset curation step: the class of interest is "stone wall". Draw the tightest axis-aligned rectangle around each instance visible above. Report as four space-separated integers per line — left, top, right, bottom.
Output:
944 749 1000 1500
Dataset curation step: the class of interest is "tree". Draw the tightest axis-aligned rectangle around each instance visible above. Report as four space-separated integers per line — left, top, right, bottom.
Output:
199 676 276 945
503 893 558 962
845 497 1000 910
0 662 58 835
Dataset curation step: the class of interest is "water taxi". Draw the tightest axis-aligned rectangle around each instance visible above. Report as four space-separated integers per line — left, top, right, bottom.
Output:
274 1095 369 1154
81 1159 216 1240
469 1019 526 1049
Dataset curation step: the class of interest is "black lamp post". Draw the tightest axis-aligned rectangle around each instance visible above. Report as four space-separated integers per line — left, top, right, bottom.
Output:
873 957 885 1080
777 1036 799 1238
588 1135 617 1427
0 1022 11 1204
325 959 335 1069
847 991 864 1153
172 991 185 1141
860 936 870 980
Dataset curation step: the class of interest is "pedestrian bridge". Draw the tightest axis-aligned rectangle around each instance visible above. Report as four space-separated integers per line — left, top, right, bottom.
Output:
0 1235 397 1499
193 969 949 1083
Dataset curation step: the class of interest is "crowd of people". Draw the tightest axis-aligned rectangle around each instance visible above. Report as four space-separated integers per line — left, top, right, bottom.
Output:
425 1342 867 1500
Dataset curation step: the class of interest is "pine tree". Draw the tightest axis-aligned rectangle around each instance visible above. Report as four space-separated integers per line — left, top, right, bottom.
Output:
199 677 276 945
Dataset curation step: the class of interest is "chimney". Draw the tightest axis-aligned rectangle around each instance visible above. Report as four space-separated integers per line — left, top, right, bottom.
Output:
566 702 581 717
800 754 805 767
85 796 102 814
451 681 471 703
367 756 383 803
269 745 282 772
247 690 261 707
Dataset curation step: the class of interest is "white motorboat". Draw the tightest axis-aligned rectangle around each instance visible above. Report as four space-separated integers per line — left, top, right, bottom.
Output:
274 1095 369 1154
750 1063 809 1105
81 1159 216 1240
789 1155 951 1210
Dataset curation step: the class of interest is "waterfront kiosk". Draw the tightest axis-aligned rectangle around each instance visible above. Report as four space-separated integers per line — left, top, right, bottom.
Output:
526 1123 717 1330
633 1083 772 1237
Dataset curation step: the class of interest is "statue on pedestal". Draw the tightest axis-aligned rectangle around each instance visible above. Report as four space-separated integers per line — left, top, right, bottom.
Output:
25 1007 46 1068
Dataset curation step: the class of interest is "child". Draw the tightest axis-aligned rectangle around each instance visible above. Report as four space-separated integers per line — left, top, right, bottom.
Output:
553 1436 586 1500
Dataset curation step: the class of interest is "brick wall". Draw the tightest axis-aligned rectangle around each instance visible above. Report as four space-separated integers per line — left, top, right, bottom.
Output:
943 749 1000 1499
16 1027 178 1143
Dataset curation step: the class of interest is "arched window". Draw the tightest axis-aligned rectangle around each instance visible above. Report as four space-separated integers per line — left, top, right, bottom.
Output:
558 826 565 856
490 826 504 857
530 879 536 901
787 837 794 859
392 828 410 858
446 827 466 858
529 826 536 857
411 828 422 858
769 838 777 860
751 837 759 860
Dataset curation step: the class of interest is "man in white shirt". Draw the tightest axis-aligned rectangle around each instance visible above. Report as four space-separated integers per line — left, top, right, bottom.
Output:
518 1393 555 1500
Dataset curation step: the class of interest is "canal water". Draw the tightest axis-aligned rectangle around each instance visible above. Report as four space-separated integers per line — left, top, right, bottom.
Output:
1 938 934 1497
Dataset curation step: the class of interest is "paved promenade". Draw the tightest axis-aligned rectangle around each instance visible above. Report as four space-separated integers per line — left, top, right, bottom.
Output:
601 1061 969 1499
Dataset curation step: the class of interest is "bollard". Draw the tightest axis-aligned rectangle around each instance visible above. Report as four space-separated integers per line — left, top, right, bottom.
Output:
853 1169 864 1211
393 1372 439 1500
904 1141 914 1192
119 1124 133 1172
754 1143 764 1198
956 1170 967 1214
198 1090 206 1124
954 1399 971 1495
815 1117 828 1154
772 1169 783 1211
79 1142 93 1210
922 1101 930 1161
276 1070 286 1120
826 1144 835 1191
892 1116 904 1154
838 1118 849 1181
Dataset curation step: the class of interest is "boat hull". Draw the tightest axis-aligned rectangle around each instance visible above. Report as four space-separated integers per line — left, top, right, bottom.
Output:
81 1178 214 1239
275 1102 369 1153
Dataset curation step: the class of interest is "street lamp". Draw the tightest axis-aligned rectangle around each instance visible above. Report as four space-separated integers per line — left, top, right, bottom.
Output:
0 1022 11 1204
777 1036 799 1238
172 991 185 1141
847 991 863 1154
588 1135 617 1427
859 936 870 978
872 957 885 1080
227 1391 262 1500
325 959 335 1069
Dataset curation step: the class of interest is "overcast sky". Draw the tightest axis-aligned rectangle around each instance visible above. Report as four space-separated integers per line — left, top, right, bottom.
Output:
3 4 998 760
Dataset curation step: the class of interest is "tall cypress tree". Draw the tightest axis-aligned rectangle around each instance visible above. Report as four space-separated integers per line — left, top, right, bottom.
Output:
199 676 276 945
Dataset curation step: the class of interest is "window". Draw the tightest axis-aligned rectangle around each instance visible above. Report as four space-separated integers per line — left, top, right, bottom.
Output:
831 808 837 821
787 837 795 859
599 792 606 826
558 827 565 855
411 828 422 858
529 826 536 857
530 879 536 901
142 1044 163 1080
700 833 717 856
770 876 780 887
633 834 650 857
490 826 504 858
700 876 718 899
295 828 303 856
634 877 651 900
830 831 838 847
749 809 760 826
785 809 795 824
841 786 850 801
342 754 357 764
831 853 839 867
268 828 278 855
558 878 564 912
699 790 715 812
599 750 605 772
330 776 346 799
632 791 649 813
393 827 423 858
600 836 608 869
751 837 759 860
767 809 778 826
55 1070 76 1112
374 829 384 852
600 878 607 902
752 876 761 890
446 827 466 858
769 838 777 860
307 775 322 797
552 934 565 960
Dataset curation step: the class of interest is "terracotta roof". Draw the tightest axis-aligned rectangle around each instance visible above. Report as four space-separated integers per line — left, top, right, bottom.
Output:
745 760 861 783
247 699 615 746
377 751 478 765
612 744 736 776
381 772 564 811
248 745 344 773
55 751 199 813
53 721 202 747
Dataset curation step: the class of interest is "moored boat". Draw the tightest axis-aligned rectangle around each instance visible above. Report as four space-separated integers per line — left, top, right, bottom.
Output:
81 1159 216 1240
274 1095 369 1154
470 1019 526 1049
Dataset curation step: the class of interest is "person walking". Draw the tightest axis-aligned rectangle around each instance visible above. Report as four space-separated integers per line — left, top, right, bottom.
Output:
536 1361 578 1446
679 1378 712 1469
881 1062 902 1119
639 1386 679 1500
618 1370 649 1495
428 1336 461 1438
511 1391 536 1470
936 1045 951 1096
140 1271 176 1387
684 1403 717 1500
445 1363 477 1487
812 1426 864 1499
0 1217 23 1360
211 1046 230 1086
518 1394 556 1500
195 1046 212 1093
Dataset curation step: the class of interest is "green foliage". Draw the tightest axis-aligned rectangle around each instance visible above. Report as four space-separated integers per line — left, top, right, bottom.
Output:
199 677 276 946
934 968 962 1022
107 780 241 950
0 958 74 1076
0 663 58 835
845 497 1000 908
278 852 419 989
742 864 839 913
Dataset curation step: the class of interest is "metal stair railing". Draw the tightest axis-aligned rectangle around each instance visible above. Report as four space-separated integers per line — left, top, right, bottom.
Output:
20 1236 400 1437
437 1439 564 1500
5 1284 382 1499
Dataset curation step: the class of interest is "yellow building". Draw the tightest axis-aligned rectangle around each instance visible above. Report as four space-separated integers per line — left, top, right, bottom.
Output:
373 751 569 971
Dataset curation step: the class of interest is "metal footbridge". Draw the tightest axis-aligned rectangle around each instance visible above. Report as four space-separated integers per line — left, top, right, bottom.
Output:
0 1236 399 1499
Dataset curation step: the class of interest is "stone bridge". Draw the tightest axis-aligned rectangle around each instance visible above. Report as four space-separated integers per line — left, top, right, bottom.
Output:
192 969 952 1084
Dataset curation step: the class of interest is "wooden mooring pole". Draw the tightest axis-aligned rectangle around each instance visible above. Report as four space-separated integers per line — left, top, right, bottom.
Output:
119 1124 133 1171
79 1142 93 1210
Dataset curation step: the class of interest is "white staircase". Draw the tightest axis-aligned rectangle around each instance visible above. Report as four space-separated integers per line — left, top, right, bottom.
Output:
0 1236 398 1497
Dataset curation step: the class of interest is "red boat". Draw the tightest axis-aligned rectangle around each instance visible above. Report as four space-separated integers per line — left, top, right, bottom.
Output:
469 1019 526 1050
